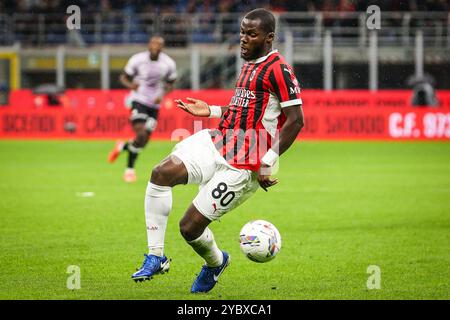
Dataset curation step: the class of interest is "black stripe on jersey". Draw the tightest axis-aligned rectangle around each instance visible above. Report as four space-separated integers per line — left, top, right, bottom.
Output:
219 108 230 129
236 128 257 165
238 63 259 131
226 63 259 161
231 57 280 164
268 70 282 103
268 70 277 95
245 63 258 87
280 64 298 101
229 128 244 162
227 106 239 130
231 56 279 165
238 63 251 87
211 128 234 158
210 129 224 151
252 56 280 128
218 108 230 128
220 112 238 161
219 63 250 128
227 64 254 130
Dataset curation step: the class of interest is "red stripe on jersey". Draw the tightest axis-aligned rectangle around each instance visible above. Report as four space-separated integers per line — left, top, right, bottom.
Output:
272 65 289 101
213 51 301 171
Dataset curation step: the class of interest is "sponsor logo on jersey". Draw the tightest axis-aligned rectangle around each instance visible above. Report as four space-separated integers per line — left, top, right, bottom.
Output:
234 88 256 99
230 88 256 108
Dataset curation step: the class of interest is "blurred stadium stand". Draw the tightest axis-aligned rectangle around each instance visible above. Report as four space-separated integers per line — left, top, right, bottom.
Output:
0 0 449 90
1 1 449 47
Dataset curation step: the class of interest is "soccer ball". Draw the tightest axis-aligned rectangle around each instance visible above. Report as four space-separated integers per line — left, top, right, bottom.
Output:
239 220 282 263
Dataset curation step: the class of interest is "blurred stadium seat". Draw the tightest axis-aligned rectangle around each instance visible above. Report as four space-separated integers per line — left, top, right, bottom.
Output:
0 0 448 90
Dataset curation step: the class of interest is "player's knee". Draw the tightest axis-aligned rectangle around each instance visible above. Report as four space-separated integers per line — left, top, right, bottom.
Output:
179 219 196 241
150 164 172 186
135 133 149 148
150 165 165 184
132 121 145 133
179 220 189 240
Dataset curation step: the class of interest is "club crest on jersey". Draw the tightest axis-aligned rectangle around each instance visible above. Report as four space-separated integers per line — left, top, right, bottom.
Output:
249 69 257 81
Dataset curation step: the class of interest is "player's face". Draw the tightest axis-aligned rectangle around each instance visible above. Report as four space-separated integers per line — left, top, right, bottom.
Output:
240 18 273 61
148 37 164 60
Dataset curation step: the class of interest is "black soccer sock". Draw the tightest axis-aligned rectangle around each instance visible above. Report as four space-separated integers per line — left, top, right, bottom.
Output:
126 141 141 169
127 151 139 169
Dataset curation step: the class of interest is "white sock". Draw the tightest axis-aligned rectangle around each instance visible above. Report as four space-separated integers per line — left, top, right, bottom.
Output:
187 227 223 267
145 182 172 256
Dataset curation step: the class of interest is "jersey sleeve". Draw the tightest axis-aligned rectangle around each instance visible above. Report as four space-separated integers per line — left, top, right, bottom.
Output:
124 55 137 77
268 63 302 108
165 58 177 82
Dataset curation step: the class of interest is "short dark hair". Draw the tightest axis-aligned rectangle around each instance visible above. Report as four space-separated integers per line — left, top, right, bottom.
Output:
149 34 164 42
244 8 276 34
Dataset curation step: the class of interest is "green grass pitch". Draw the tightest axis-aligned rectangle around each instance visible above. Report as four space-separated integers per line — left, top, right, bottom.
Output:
0 139 449 300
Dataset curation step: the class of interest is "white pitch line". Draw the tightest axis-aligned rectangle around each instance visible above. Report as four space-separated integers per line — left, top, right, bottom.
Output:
76 192 95 197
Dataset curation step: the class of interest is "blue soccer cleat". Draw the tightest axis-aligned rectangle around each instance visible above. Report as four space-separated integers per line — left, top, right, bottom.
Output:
132 254 170 282
191 251 230 293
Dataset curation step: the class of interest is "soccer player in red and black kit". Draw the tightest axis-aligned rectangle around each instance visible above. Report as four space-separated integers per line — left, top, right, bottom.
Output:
131 8 304 293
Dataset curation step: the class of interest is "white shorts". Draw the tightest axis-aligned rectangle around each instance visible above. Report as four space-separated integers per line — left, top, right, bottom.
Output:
171 129 259 221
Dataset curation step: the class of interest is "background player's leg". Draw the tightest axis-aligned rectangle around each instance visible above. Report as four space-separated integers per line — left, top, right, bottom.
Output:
122 122 150 182
125 122 149 169
145 155 188 255
179 204 224 267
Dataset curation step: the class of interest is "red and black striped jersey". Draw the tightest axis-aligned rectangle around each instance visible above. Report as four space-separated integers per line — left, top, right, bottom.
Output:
210 50 302 171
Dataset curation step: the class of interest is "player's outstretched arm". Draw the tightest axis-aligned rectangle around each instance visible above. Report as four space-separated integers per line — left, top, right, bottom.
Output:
154 80 176 104
119 72 139 91
271 104 304 157
258 104 304 191
175 98 228 118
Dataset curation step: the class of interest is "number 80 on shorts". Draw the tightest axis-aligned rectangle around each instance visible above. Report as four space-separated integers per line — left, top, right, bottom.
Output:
211 182 236 207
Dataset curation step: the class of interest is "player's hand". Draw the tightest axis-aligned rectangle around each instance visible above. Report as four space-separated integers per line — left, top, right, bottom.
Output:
257 163 278 192
131 82 139 91
175 98 210 117
154 96 162 104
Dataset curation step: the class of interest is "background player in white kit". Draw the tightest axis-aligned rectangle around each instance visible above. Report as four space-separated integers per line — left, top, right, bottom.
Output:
108 36 177 182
